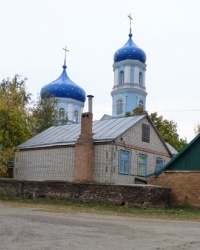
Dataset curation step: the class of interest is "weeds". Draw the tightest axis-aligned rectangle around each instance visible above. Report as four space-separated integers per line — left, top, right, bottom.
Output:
0 193 200 221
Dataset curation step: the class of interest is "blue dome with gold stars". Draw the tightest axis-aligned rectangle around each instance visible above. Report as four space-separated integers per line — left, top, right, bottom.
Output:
114 29 146 64
40 61 86 102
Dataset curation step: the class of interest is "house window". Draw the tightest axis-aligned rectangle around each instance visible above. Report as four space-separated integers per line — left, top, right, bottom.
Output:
156 158 164 171
139 72 143 85
119 150 130 174
74 110 78 122
117 99 123 115
119 71 124 84
138 154 147 176
59 108 65 118
142 123 150 143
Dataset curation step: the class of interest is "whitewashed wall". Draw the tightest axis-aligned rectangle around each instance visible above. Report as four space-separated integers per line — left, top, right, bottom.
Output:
14 147 74 181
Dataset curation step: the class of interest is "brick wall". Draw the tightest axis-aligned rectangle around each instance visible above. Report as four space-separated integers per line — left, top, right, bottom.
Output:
74 112 94 181
15 147 74 181
0 179 171 208
147 171 200 207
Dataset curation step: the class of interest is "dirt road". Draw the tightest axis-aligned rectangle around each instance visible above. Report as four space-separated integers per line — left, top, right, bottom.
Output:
0 204 200 250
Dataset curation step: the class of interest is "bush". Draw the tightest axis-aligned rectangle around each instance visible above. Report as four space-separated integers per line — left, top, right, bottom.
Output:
0 165 8 178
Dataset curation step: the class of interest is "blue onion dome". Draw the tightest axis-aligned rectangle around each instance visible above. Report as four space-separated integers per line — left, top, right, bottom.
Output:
40 60 86 102
114 29 146 64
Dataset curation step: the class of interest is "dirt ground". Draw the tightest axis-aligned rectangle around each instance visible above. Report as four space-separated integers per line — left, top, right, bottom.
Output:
0 204 200 250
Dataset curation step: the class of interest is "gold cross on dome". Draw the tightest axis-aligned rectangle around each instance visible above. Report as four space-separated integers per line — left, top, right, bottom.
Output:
63 46 69 60
127 13 133 29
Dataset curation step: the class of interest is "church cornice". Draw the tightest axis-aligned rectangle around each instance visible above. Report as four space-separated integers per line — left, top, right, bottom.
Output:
57 97 85 106
113 83 146 91
111 88 147 97
113 59 146 70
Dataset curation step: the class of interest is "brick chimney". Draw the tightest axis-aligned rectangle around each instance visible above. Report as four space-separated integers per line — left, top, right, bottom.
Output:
74 95 94 182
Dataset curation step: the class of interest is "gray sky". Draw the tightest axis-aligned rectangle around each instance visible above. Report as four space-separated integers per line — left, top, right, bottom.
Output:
1 0 200 142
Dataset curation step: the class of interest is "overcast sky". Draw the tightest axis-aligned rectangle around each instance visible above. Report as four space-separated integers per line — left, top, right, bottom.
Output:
1 0 200 142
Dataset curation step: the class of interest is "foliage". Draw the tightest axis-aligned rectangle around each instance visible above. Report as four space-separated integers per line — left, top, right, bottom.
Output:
149 112 187 152
0 166 8 178
31 93 68 134
194 124 200 136
125 107 147 116
0 75 33 165
126 108 187 152
31 94 59 134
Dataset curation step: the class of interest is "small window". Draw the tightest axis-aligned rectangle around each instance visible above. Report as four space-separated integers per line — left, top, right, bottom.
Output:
119 71 124 84
74 110 78 122
156 158 164 172
139 100 144 108
117 99 123 115
139 72 143 85
59 108 65 118
138 154 147 176
119 150 130 174
142 123 150 143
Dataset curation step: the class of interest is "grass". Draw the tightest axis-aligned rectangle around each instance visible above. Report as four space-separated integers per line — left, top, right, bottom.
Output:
1 192 200 221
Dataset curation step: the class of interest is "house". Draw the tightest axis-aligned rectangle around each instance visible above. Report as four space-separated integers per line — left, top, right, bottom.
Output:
147 134 200 207
14 106 173 184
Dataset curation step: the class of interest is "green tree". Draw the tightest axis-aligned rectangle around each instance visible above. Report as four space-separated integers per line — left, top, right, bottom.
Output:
0 75 33 165
126 108 187 152
31 93 68 134
149 112 187 152
194 123 200 136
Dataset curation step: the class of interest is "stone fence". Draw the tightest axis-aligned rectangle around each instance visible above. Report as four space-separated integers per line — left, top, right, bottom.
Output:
0 179 171 208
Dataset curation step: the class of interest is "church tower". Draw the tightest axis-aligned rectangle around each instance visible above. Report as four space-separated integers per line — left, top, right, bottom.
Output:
40 47 86 124
111 14 147 117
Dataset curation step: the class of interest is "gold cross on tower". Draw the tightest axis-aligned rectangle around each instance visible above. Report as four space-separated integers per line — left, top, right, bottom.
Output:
63 46 69 60
127 13 133 29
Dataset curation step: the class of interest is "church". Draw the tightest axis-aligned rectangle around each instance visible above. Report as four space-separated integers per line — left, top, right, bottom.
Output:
14 16 174 184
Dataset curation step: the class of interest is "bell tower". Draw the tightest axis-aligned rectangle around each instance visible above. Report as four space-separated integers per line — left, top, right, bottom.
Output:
111 14 147 116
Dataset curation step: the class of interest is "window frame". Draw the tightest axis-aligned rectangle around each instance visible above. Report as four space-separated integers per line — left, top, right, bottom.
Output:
59 107 65 119
155 157 164 172
119 71 124 85
138 154 147 177
74 110 78 123
119 150 130 175
139 99 144 108
142 123 150 143
117 99 123 115
139 72 143 86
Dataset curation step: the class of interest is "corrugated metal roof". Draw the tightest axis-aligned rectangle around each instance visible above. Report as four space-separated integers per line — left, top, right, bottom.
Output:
16 115 145 149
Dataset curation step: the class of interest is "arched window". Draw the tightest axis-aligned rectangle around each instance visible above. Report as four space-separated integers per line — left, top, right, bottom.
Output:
117 99 123 115
59 108 65 119
119 71 124 85
139 72 143 86
139 100 144 108
74 110 78 123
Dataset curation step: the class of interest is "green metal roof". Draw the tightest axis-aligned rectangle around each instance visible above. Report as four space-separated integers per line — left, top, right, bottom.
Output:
147 133 200 177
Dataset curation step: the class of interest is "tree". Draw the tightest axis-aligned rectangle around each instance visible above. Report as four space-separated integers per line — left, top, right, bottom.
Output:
194 124 200 136
126 108 187 152
31 93 68 134
149 112 187 152
0 75 33 165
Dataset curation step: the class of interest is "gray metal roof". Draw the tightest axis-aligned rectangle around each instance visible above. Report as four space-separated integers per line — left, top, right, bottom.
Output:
16 115 145 149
